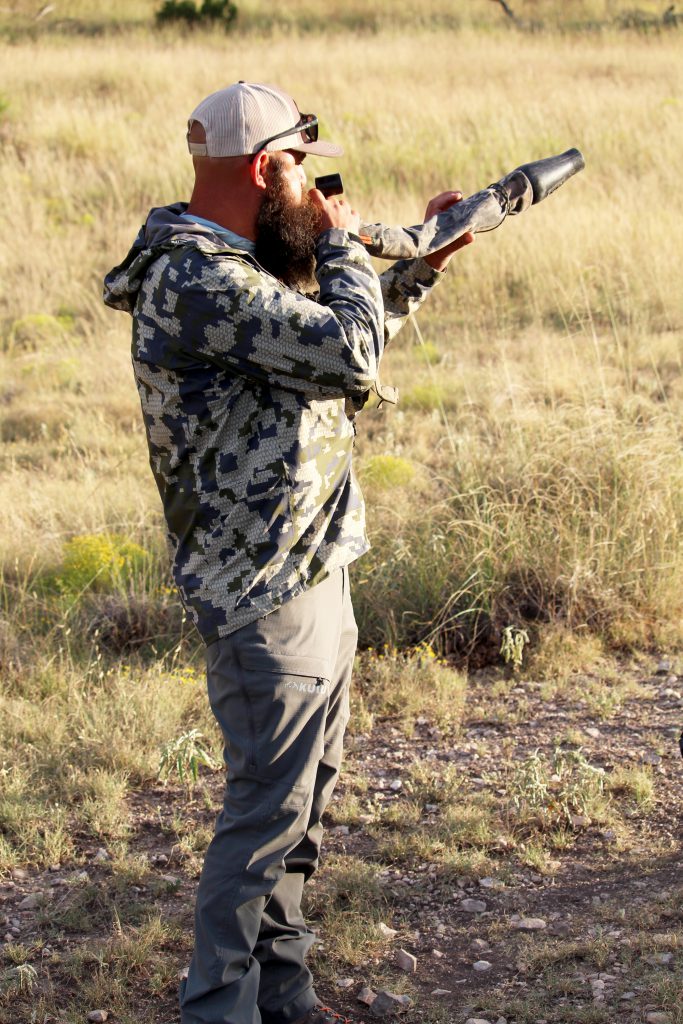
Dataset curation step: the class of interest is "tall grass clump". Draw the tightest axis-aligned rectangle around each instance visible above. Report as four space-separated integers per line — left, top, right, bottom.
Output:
353 395 683 654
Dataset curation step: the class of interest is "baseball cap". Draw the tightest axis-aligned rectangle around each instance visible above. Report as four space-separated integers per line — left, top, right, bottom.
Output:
187 81 343 158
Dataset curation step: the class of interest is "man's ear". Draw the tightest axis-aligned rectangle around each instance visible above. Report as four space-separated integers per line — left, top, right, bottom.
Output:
250 151 270 192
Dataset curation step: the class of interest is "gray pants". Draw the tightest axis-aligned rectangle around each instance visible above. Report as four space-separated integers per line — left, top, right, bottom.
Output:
180 567 358 1024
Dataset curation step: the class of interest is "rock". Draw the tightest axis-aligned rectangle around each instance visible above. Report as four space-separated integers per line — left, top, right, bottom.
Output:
465 1019 493 1024
584 727 601 739
48 863 61 872
389 779 402 792
571 815 591 829
332 825 350 835
512 917 547 932
431 988 451 996
473 960 492 971
646 952 673 965
645 1014 672 1024
549 921 571 937
87 1013 109 1023
371 990 412 1016
655 659 672 675
642 752 662 765
93 848 110 863
461 898 487 913
18 894 41 910
479 877 496 888
357 986 376 1006
161 874 180 886
11 869 29 881
178 966 189 981
73 871 90 883
378 922 397 938
601 829 617 842
425 803 438 813
432 948 444 958
335 977 354 989
470 938 491 952
396 948 417 973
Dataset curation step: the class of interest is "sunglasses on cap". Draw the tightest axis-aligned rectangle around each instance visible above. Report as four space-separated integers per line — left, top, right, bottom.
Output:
251 113 318 157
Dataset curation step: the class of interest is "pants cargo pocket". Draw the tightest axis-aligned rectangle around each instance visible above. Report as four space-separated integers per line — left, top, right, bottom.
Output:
233 649 332 790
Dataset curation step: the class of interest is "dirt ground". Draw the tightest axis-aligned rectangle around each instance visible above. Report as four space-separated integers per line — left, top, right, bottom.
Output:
1 655 681 1024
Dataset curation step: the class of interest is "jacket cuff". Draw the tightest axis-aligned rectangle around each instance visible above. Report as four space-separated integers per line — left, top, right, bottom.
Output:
316 227 368 258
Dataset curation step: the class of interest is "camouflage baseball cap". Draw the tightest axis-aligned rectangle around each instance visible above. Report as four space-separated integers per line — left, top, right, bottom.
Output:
187 81 343 159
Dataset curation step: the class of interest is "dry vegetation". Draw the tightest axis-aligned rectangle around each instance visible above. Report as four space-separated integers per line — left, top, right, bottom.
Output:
0 6 682 1023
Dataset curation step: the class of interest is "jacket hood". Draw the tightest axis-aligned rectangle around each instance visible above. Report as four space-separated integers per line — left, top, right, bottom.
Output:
103 202 232 314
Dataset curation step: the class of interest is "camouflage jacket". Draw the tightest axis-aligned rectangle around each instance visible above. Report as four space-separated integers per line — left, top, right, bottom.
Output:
103 203 441 642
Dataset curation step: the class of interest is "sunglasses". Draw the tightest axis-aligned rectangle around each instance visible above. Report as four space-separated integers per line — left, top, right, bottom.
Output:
251 113 318 157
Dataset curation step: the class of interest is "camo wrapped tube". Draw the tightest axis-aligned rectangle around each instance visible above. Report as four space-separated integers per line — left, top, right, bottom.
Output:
103 204 442 641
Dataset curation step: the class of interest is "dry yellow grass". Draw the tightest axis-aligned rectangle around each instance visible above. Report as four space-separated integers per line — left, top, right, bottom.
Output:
1 0 672 32
1 23 683 1022
2 26 682 654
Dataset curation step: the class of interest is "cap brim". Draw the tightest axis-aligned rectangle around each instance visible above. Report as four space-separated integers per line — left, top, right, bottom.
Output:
285 140 344 158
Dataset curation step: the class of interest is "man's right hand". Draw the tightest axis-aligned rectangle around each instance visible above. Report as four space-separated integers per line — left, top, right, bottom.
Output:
309 189 361 236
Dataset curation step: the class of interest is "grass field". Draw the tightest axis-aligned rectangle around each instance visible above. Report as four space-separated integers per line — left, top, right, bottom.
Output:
0 5 682 1023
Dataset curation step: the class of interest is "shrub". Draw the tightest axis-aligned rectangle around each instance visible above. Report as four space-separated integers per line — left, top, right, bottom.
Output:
4 312 74 354
510 748 607 828
156 0 237 28
158 729 219 786
55 534 150 595
414 340 441 365
156 0 200 23
400 382 457 412
361 454 416 489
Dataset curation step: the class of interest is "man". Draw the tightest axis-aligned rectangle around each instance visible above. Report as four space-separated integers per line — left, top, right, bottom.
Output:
103 81 472 1024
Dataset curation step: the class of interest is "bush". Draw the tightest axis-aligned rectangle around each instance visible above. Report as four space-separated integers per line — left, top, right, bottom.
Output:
4 312 74 354
55 534 150 595
361 454 416 489
156 0 237 28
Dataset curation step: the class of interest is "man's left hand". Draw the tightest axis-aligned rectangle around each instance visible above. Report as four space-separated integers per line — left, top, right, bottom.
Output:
422 191 475 272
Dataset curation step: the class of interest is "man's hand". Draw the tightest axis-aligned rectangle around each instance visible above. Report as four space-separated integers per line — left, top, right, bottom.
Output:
309 189 361 237
422 191 475 272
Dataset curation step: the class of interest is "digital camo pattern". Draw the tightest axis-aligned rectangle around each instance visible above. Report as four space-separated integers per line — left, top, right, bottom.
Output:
103 204 441 641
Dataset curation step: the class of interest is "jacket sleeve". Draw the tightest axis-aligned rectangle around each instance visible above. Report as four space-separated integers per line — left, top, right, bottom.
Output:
378 257 444 343
138 228 386 399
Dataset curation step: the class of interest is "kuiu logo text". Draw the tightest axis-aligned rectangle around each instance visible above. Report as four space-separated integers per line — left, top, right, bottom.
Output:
283 678 328 695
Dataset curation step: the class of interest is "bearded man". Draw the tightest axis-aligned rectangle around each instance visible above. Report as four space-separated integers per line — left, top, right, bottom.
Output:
103 81 472 1024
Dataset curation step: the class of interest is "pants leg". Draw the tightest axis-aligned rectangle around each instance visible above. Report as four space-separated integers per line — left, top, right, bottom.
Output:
180 569 356 1024
257 570 357 1024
